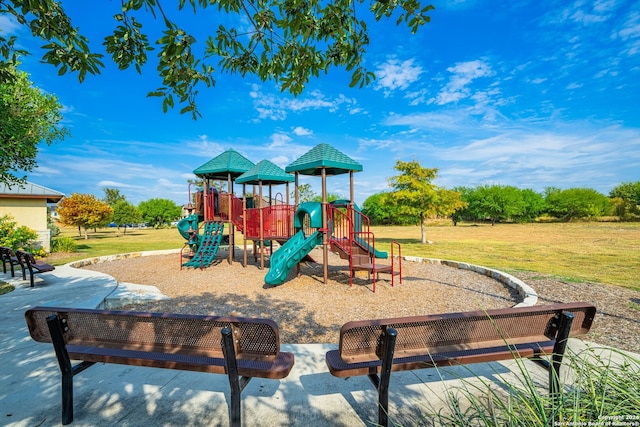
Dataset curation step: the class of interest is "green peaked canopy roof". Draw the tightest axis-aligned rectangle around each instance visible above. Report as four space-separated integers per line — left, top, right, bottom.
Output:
285 143 363 176
236 160 295 185
193 149 255 179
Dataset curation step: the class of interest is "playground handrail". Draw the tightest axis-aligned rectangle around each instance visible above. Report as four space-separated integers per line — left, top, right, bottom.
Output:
390 241 402 287
245 205 295 240
327 204 402 292
219 193 244 229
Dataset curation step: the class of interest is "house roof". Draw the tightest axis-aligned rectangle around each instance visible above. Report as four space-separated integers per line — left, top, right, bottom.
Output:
193 149 255 180
236 160 295 185
0 181 64 203
285 143 363 176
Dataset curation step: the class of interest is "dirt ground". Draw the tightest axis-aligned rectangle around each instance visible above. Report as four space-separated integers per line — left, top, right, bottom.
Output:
78 247 640 353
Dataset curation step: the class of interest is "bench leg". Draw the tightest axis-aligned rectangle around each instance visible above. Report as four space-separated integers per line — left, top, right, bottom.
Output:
367 327 397 427
222 327 252 427
47 314 75 425
550 311 574 399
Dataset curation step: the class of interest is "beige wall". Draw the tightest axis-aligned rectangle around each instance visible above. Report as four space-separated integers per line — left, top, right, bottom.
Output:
0 197 50 251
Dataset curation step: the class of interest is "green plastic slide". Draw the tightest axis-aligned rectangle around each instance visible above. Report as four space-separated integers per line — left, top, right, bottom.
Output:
177 214 199 242
265 230 322 285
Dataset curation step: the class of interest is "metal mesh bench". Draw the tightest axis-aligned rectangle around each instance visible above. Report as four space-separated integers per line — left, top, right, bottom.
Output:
14 250 55 287
325 302 596 427
25 307 295 426
0 246 21 277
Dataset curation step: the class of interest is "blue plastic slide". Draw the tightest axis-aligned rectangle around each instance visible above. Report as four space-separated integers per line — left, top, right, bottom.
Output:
265 230 323 285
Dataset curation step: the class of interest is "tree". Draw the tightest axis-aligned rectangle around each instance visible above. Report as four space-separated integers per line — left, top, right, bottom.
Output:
57 193 113 239
388 160 466 243
455 185 546 224
138 198 181 226
0 64 68 186
544 187 611 221
293 184 317 203
465 185 529 225
610 181 640 219
111 200 143 234
519 188 546 222
362 192 418 225
103 188 127 206
362 192 393 225
1 0 434 118
311 192 344 203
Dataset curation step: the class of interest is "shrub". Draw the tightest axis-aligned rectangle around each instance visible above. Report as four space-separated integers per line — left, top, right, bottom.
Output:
0 214 38 249
51 236 78 253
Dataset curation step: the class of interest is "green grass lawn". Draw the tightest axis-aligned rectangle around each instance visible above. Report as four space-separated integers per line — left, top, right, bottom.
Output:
48 226 185 265
373 222 640 291
48 222 640 291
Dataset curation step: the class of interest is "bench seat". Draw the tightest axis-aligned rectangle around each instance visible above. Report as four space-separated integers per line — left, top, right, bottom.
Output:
64 344 294 377
327 340 556 377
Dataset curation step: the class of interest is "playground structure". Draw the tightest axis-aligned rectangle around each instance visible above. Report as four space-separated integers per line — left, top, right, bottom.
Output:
179 144 401 292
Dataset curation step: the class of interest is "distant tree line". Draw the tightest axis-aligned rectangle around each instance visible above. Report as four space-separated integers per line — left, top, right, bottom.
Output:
56 189 182 239
362 179 640 226
53 173 640 240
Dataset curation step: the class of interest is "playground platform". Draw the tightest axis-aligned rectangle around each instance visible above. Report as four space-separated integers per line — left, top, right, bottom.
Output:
1 258 635 427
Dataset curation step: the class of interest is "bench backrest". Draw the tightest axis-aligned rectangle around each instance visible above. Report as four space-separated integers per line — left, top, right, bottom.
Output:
1 246 16 259
15 250 36 265
338 302 596 363
25 307 281 359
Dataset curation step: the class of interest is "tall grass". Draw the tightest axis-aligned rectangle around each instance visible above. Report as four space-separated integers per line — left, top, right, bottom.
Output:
424 345 640 426
51 236 77 253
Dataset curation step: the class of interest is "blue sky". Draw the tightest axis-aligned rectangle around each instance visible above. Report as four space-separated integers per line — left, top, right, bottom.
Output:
3 0 639 206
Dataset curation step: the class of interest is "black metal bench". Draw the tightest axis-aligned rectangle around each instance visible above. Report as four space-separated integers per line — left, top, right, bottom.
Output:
0 246 21 277
25 307 295 426
14 250 55 287
325 302 596 427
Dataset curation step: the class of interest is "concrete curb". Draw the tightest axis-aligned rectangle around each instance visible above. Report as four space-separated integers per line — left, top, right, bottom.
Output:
403 256 538 307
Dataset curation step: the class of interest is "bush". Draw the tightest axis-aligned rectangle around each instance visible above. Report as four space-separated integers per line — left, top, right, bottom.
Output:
51 236 77 253
0 214 38 249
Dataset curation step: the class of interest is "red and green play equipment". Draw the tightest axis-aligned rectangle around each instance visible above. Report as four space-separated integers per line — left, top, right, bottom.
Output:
180 144 401 292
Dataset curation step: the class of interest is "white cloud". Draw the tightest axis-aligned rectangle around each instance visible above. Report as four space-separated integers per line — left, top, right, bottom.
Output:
384 110 480 132
374 57 423 94
530 77 548 84
432 60 495 105
269 133 292 148
187 135 225 158
97 180 137 189
292 126 313 136
250 86 355 121
270 155 289 168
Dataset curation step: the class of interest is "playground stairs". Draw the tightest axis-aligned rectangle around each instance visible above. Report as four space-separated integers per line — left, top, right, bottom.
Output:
182 221 225 269
329 238 399 292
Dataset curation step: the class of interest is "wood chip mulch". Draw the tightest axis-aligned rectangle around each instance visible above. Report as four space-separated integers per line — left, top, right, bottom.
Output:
79 248 640 354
